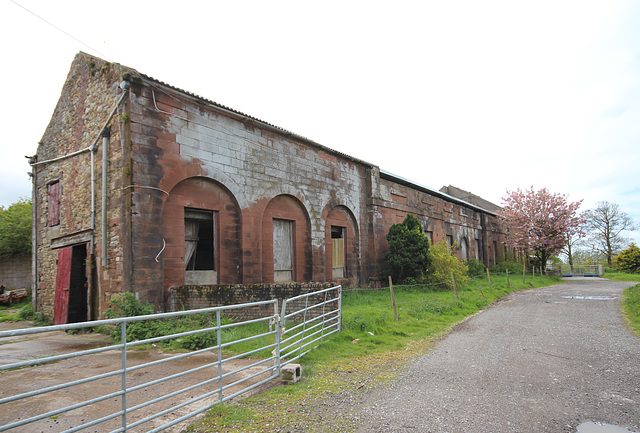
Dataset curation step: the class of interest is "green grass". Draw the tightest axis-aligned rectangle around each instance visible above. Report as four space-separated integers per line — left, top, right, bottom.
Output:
603 271 640 282
622 284 640 336
188 273 562 432
0 300 32 322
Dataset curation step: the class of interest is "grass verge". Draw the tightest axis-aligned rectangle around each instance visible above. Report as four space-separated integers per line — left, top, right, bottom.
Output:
187 273 561 432
621 284 640 336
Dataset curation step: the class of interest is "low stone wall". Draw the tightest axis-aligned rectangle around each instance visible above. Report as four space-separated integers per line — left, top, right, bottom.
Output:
0 255 31 290
167 282 338 320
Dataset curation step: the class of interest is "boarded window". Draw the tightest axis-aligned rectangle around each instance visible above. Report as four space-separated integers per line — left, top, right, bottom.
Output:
185 208 217 284
273 219 293 282
425 231 433 245
48 180 61 227
331 226 345 279
461 238 469 261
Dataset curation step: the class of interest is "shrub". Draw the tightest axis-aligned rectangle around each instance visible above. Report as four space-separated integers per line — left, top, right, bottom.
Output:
466 259 486 277
428 239 469 289
104 292 220 350
613 244 640 273
490 259 522 274
383 214 432 284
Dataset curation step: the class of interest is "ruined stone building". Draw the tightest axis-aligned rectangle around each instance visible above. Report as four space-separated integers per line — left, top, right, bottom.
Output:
32 53 506 323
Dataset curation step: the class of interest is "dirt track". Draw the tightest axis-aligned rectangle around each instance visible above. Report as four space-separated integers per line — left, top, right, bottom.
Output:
354 278 640 433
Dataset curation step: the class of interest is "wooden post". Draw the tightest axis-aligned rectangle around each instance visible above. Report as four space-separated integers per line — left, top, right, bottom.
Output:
388 276 398 321
450 271 459 300
522 262 526 284
506 269 510 288
486 268 493 293
532 266 536 284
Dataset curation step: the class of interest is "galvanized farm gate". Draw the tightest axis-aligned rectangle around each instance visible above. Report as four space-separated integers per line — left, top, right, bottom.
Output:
0 285 341 432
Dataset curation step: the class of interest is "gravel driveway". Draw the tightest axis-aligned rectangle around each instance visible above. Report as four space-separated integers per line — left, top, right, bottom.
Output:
356 277 640 433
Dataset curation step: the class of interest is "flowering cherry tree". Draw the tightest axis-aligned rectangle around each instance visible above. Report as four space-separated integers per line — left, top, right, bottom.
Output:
501 187 585 271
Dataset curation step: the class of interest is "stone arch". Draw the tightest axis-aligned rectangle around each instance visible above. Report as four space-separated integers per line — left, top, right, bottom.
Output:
261 194 312 283
158 162 248 210
162 176 242 295
324 204 360 285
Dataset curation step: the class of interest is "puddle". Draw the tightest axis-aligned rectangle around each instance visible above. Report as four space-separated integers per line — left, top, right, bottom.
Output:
562 296 616 300
576 422 639 433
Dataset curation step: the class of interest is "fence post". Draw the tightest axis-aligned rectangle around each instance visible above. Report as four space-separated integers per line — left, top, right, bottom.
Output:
450 271 459 300
522 263 526 284
388 276 399 321
486 268 493 293
506 269 510 288
216 310 223 402
532 266 536 284
121 321 127 432
274 300 281 376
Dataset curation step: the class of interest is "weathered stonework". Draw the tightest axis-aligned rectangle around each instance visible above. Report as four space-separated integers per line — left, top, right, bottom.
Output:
33 52 507 322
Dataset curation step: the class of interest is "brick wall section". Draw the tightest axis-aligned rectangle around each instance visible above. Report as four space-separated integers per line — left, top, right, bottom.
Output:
127 80 372 304
369 174 507 271
0 255 31 290
167 283 337 321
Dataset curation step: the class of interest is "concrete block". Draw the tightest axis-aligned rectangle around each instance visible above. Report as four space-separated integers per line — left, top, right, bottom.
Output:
281 363 302 385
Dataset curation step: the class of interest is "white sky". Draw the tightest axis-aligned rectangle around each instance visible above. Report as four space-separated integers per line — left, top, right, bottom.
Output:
1 0 639 245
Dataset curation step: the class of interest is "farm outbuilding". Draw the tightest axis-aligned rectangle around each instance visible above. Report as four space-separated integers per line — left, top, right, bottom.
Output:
31 52 507 323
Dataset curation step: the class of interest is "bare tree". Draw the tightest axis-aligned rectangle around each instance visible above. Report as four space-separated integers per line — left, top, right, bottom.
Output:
585 201 637 266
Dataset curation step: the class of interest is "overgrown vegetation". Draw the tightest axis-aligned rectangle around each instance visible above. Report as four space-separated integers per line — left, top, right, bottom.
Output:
428 239 468 288
104 292 223 350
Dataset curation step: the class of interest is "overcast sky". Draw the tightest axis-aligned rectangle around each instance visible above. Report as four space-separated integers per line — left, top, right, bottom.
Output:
1 0 639 245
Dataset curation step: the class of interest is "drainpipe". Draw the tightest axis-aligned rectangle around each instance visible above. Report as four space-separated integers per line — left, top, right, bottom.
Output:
101 127 111 268
28 157 37 311
90 142 97 257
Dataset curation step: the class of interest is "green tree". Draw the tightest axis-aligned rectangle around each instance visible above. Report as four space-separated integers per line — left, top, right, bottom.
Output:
383 214 432 283
429 239 469 289
0 199 32 256
613 244 640 273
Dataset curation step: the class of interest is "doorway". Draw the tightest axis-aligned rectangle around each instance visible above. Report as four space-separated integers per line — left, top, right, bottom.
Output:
54 244 89 324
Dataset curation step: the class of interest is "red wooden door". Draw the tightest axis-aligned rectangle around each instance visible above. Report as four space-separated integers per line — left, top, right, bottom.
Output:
53 246 73 324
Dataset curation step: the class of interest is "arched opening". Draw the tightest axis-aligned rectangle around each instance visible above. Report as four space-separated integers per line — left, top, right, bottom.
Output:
261 195 311 283
162 177 241 291
325 205 359 284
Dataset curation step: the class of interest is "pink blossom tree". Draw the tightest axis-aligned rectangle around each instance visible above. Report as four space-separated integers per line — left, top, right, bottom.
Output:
501 187 586 271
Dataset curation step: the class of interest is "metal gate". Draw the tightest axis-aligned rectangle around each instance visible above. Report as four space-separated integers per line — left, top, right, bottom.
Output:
0 286 341 432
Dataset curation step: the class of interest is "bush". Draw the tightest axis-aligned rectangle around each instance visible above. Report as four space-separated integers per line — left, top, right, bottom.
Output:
104 292 221 350
613 244 640 273
383 214 432 284
428 239 469 289
490 259 522 274
466 259 486 277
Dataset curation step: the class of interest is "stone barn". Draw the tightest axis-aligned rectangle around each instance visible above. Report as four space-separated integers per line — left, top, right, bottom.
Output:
31 52 506 323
